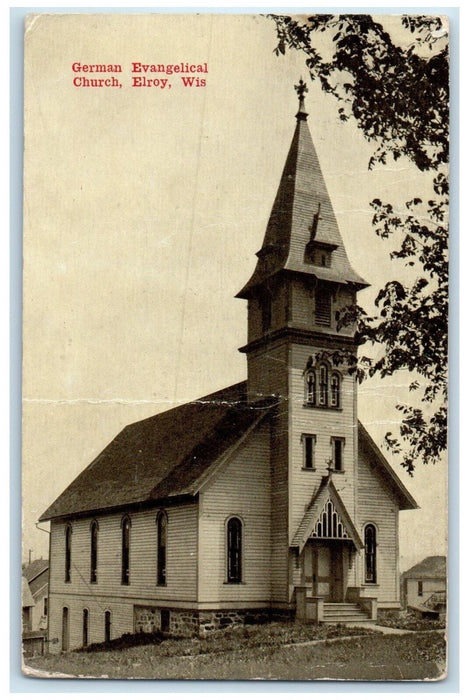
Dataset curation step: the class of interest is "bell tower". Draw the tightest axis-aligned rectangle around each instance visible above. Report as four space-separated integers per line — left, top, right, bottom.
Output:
236 82 369 606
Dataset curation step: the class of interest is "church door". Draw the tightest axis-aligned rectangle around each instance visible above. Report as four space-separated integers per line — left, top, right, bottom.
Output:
309 542 344 602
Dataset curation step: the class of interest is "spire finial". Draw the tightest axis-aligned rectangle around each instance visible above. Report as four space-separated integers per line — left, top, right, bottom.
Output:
294 78 308 120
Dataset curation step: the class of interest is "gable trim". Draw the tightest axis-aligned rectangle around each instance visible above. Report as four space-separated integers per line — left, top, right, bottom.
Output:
292 476 364 553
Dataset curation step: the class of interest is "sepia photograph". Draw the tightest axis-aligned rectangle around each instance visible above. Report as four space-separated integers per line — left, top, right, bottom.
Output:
21 11 449 681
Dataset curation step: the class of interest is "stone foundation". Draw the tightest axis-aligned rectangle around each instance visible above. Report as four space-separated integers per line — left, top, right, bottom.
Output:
134 605 293 637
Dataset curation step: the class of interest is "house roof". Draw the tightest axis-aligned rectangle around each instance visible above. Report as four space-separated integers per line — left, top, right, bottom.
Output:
291 475 364 552
22 576 35 608
22 558 49 584
39 382 275 521
28 569 49 599
237 90 368 299
402 556 446 580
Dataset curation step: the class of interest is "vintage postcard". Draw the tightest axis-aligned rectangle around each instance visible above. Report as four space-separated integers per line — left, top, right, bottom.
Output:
22 12 448 680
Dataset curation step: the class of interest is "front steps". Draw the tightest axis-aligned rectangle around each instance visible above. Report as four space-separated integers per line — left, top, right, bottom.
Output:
323 602 373 624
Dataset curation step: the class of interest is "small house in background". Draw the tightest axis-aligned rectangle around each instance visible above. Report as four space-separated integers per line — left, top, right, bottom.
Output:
402 556 446 620
22 576 35 633
22 558 49 632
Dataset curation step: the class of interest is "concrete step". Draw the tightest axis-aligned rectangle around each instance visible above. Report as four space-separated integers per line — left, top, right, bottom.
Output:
323 602 372 624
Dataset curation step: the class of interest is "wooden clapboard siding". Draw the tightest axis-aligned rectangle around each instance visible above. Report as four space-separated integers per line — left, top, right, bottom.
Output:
246 281 289 343
290 279 355 336
245 340 289 602
288 344 357 540
357 447 400 602
48 593 134 651
49 502 197 602
246 340 288 401
198 421 272 603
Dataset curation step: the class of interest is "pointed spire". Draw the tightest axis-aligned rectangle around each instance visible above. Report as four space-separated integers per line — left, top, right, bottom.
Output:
237 82 368 299
294 78 309 121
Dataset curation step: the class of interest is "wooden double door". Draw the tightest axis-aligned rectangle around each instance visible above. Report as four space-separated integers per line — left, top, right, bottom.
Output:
304 541 346 602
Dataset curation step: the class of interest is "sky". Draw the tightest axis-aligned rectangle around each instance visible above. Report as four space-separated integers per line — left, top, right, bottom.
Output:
22 12 447 571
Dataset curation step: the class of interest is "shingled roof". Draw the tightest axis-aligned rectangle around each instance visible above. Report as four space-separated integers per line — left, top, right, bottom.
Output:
39 382 275 521
237 89 368 299
402 556 446 580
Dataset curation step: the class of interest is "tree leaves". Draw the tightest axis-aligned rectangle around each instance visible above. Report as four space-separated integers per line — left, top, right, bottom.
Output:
268 14 449 474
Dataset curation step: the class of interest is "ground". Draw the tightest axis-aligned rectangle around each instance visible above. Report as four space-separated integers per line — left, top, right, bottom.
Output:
24 622 446 681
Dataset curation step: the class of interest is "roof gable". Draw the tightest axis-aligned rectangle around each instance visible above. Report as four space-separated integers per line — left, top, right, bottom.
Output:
358 421 418 511
291 475 363 552
40 382 275 521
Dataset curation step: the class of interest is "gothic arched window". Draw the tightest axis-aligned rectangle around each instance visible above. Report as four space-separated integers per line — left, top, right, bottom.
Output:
104 610 112 643
90 520 98 583
364 524 377 584
305 370 316 406
157 511 167 586
82 608 89 648
121 516 131 585
318 364 329 406
227 517 242 583
64 524 72 583
331 372 341 408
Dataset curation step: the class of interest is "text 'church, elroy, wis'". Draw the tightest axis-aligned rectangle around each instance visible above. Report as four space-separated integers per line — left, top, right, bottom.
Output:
40 83 417 652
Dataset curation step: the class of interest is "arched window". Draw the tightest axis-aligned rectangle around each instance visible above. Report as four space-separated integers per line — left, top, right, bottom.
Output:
90 520 98 583
157 511 167 586
227 517 242 583
62 607 69 652
82 608 89 648
319 364 328 406
305 370 316 406
330 373 341 408
104 610 112 643
64 524 72 583
364 524 377 584
121 516 131 585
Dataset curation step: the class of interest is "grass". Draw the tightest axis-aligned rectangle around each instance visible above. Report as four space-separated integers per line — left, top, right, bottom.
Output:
24 621 446 681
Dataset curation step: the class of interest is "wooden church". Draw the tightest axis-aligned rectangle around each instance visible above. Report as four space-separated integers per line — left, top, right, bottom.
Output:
40 82 417 651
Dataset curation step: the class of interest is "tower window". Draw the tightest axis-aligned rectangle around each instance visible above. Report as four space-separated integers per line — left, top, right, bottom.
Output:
227 517 242 583
319 364 328 406
364 524 377 584
303 360 342 410
302 434 316 470
305 370 316 406
331 437 345 472
121 516 131 585
157 511 167 586
331 373 341 408
315 286 331 326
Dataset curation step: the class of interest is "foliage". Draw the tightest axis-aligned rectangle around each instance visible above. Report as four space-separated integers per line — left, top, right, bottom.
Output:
269 14 449 473
377 610 445 631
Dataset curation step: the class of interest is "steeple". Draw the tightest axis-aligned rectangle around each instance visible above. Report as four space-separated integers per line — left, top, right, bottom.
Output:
237 82 368 299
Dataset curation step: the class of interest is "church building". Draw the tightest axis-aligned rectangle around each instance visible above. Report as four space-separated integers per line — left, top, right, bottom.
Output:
40 82 417 652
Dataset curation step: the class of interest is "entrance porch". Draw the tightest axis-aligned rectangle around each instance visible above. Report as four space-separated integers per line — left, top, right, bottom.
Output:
291 476 377 623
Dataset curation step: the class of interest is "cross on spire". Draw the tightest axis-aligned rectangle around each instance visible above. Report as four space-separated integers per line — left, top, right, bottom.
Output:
294 78 308 120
